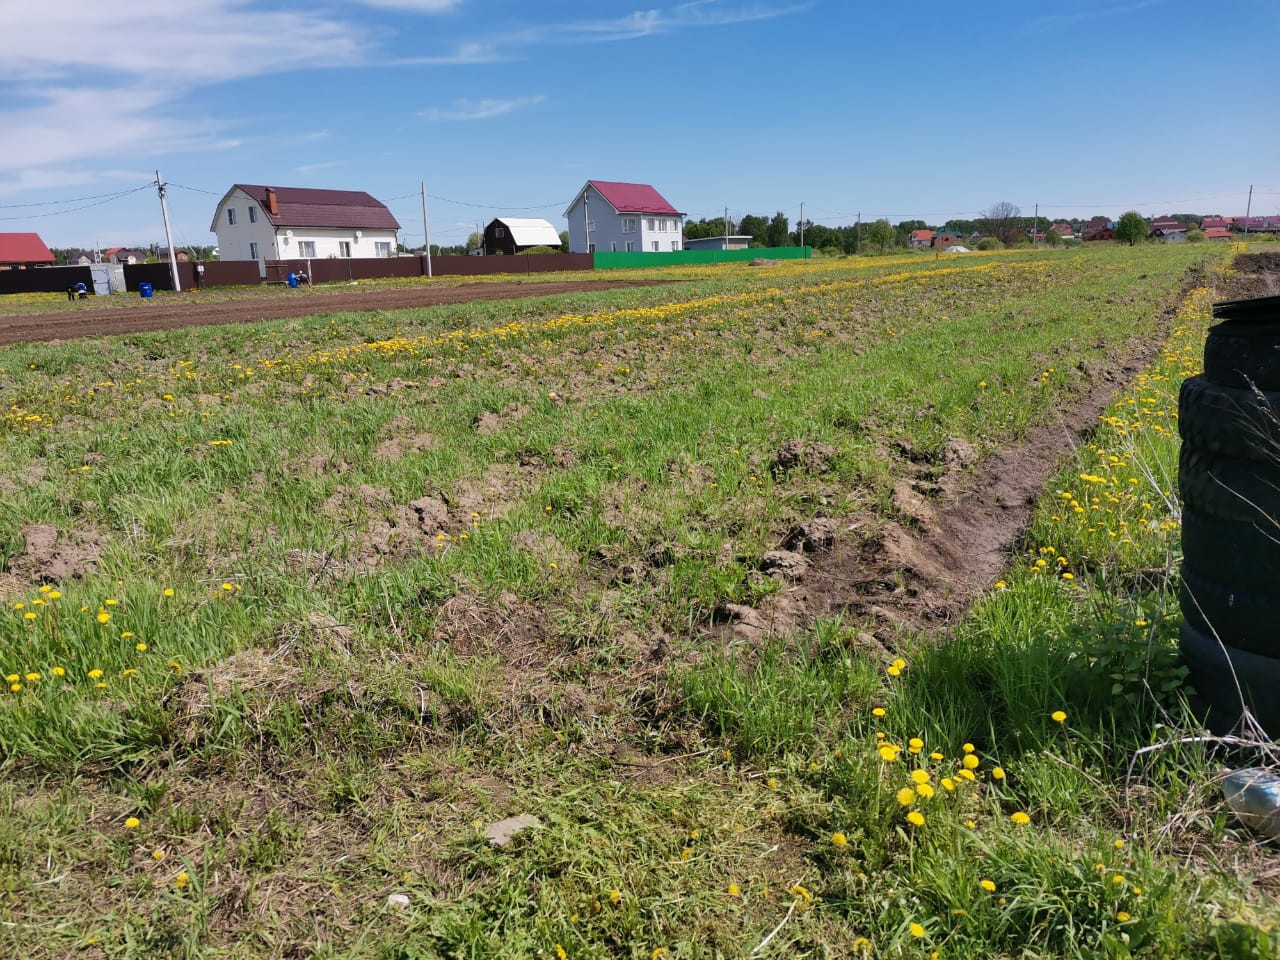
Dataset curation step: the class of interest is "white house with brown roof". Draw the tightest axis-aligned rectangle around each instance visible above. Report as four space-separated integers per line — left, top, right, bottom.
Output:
563 181 685 254
210 185 400 263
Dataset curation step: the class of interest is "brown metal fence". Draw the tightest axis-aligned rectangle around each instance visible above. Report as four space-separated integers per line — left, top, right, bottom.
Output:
1 253 596 299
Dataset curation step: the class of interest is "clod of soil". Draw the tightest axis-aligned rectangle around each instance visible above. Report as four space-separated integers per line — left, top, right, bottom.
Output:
8 524 103 584
771 439 837 476
781 517 839 552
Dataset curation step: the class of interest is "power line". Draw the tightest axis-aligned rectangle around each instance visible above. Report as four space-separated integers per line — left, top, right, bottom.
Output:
167 182 224 196
0 185 153 209
0 184 153 221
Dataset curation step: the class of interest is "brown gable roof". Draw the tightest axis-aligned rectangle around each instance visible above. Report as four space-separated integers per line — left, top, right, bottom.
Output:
217 185 400 231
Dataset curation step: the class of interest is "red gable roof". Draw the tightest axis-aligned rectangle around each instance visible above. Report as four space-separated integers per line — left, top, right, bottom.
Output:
910 229 934 241
587 180 682 216
0 232 55 264
1204 228 1233 239
217 185 400 231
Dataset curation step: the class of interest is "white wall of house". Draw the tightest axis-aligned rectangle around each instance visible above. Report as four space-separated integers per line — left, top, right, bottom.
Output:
211 188 398 262
565 184 684 253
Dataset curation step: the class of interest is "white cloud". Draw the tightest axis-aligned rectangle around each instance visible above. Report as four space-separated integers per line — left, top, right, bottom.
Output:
353 0 462 9
537 1 810 44
395 42 506 65
419 95 545 122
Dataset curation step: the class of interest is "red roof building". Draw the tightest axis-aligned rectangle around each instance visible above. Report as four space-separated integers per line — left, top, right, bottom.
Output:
210 184 401 262
583 180 681 216
1204 228 1234 240
564 181 685 253
1201 217 1233 231
908 229 935 248
0 232 55 268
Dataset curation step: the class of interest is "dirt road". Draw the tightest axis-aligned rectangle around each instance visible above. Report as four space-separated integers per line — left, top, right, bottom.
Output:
0 279 669 346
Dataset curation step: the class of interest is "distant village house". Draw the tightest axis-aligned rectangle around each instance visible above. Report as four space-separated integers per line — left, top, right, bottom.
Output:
0 232 55 269
482 217 562 256
210 185 400 262
564 181 684 254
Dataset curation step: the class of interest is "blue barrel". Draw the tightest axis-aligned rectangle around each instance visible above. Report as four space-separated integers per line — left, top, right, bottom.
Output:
139 282 154 299
287 272 298 288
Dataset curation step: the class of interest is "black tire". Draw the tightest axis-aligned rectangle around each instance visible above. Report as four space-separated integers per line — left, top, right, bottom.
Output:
1178 375 1280 462
1180 506 1280 594
1204 318 1280 391
1179 620 1280 735
1179 446 1280 524
1180 566 1280 657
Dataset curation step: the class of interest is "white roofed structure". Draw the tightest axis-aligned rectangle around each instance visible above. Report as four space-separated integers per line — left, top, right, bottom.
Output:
484 217 563 255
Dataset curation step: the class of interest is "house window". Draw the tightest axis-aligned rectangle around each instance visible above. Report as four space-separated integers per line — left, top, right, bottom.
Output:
625 241 635 252
647 218 655 231
611 241 617 252
652 241 659 252
248 206 257 224
297 241 316 257
622 217 636 234
226 208 236 226
660 219 668 231
375 241 391 257
495 226 505 237
249 241 259 260
339 241 351 257
671 241 680 251
588 242 596 253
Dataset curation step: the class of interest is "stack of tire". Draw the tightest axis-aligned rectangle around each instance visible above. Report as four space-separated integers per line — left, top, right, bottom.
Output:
1179 294 1280 735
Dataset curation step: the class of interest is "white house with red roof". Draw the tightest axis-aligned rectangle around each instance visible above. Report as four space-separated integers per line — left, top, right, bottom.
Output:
563 181 685 254
908 229 934 249
0 232 55 269
210 185 400 263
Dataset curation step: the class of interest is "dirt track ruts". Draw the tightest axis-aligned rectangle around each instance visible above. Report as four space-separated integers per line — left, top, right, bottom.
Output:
0 279 670 347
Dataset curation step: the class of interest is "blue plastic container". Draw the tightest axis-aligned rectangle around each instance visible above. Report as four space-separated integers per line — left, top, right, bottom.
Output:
287 272 298 288
139 282 154 299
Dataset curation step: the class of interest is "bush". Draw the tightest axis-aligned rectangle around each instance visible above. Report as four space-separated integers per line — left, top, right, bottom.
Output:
1186 229 1205 243
976 237 1004 251
521 246 560 255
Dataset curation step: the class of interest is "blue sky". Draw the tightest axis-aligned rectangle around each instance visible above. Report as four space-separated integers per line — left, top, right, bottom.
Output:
2 0 1277 250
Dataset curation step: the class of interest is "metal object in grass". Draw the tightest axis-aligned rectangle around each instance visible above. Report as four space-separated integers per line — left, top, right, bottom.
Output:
1223 767 1280 841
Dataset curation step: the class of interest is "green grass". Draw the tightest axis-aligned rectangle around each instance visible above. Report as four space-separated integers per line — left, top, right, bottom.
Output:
2 244 1276 958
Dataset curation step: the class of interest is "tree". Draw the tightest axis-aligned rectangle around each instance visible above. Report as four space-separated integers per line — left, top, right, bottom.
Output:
766 212 790 247
978 201 1021 246
1044 229 1064 247
559 231 570 252
1115 211 1147 246
467 231 484 252
738 214 768 246
863 218 894 252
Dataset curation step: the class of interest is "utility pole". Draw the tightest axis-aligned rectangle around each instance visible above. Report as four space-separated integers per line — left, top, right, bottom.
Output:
724 205 729 243
584 191 591 254
155 170 181 293
799 202 805 247
1033 202 1039 247
855 211 861 254
420 181 432 277
1244 184 1254 240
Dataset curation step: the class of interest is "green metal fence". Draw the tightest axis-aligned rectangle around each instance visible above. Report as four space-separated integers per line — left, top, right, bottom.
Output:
592 246 812 269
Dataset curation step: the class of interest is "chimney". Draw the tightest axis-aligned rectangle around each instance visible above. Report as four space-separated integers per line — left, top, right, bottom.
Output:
265 188 278 216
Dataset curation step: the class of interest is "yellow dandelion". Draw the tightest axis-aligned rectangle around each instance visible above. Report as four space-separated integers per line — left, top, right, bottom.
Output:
609 888 621 905
555 945 567 960
163 588 175 598
962 754 980 770
941 777 956 791
907 811 925 827
52 666 65 677
916 783 935 799
1051 710 1067 723
910 769 931 785
962 743 975 753
96 612 110 624
991 767 1005 780
88 668 103 679
152 849 166 861
790 884 811 902
728 882 741 896
896 787 916 806
878 745 899 762
909 922 926 938
1113 839 1125 850
174 871 190 889
1117 911 1132 922
1010 812 1031 826
124 817 141 829
871 707 886 717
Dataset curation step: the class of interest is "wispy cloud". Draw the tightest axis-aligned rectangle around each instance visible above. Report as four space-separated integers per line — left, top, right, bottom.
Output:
394 42 506 65
352 0 461 9
295 161 347 174
547 1 810 43
419 95 545 122
1023 0 1166 35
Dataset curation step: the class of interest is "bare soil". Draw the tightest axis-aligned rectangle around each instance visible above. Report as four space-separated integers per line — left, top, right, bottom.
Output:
0 278 669 346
